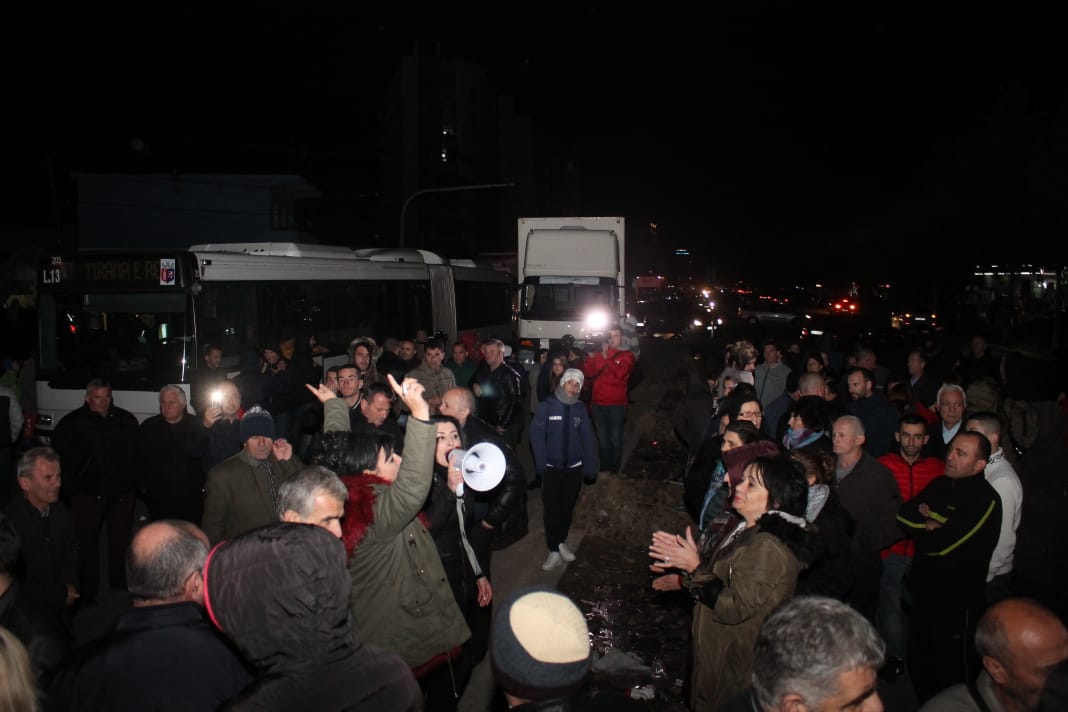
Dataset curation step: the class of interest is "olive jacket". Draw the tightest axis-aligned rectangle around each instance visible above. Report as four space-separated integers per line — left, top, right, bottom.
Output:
684 518 802 711
324 399 470 668
201 449 302 545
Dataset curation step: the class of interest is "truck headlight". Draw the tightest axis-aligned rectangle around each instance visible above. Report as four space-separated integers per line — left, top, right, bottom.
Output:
585 310 610 331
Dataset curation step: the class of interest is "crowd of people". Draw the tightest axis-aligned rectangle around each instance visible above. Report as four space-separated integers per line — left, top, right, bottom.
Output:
661 331 1067 710
0 324 643 710
1 322 1067 710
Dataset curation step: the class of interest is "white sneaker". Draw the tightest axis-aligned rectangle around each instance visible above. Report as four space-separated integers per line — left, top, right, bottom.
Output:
558 543 576 562
541 552 563 571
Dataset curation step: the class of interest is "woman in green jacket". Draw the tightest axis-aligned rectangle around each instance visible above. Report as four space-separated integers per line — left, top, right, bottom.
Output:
308 377 471 686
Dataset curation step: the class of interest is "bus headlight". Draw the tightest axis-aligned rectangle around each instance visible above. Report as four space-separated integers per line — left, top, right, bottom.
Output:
585 310 610 332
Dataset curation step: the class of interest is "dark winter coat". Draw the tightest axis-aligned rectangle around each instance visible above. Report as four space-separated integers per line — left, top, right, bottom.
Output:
135 412 204 522
796 489 856 600
0 579 69 678
188 416 242 474
530 394 597 478
51 403 139 497
421 466 481 614
462 415 528 550
203 523 420 711
836 452 902 554
3 496 79 617
473 361 523 430
46 602 252 711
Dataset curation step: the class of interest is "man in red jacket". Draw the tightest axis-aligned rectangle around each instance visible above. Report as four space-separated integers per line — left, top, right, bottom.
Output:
582 326 635 476
877 413 944 679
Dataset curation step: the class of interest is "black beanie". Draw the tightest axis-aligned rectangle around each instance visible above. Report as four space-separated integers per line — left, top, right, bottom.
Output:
239 406 275 443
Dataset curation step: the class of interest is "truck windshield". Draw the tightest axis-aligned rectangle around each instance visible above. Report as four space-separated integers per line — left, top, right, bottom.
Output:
38 292 192 389
520 280 615 320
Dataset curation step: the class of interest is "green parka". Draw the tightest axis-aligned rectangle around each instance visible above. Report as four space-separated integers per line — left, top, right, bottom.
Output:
323 399 471 668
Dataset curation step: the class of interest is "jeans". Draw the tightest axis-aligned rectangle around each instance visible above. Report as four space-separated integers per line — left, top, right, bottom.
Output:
591 404 625 472
878 553 912 659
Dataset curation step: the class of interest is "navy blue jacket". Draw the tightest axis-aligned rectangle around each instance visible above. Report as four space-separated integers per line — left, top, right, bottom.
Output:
530 395 597 477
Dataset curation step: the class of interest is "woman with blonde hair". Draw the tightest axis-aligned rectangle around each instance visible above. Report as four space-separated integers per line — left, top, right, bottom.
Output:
0 626 38 712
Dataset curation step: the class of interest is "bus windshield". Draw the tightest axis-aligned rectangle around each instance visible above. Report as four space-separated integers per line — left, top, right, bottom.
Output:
38 292 192 389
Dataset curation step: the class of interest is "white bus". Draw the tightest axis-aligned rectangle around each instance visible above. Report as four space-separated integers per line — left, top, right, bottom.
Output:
35 242 514 434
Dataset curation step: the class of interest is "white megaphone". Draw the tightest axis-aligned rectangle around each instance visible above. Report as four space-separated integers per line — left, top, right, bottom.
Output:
448 443 507 497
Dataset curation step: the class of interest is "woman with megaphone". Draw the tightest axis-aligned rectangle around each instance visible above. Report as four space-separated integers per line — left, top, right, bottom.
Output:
416 414 496 704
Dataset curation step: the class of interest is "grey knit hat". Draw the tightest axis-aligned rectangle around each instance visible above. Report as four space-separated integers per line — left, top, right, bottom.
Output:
561 368 584 388
491 586 592 701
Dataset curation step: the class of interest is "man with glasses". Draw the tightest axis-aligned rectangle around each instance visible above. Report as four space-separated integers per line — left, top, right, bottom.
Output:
47 520 252 709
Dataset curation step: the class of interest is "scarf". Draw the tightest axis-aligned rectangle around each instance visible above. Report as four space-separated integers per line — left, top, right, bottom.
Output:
783 427 823 451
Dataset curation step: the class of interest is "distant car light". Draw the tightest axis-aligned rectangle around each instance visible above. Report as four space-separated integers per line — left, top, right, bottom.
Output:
693 319 702 327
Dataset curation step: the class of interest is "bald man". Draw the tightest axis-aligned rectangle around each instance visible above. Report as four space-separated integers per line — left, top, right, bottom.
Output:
919 598 1068 712
49 520 252 709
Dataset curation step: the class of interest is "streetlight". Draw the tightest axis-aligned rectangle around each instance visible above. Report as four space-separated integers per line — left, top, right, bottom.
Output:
399 181 515 248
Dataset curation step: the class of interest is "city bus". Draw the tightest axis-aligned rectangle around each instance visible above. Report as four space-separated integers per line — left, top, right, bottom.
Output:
35 242 514 435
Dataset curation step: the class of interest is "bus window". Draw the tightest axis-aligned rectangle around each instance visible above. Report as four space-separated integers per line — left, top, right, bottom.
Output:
196 285 256 368
455 279 514 337
38 292 190 388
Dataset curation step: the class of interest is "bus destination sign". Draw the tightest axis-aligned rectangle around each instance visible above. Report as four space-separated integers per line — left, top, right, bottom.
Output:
42 256 181 288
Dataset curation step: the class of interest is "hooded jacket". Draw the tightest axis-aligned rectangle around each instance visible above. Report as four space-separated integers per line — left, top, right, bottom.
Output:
204 523 420 711
323 399 471 668
529 385 597 477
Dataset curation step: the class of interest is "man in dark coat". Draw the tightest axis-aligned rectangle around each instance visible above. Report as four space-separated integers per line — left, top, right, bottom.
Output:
51 378 138 598
135 386 204 523
0 512 70 678
3 447 79 625
440 387 528 554
831 415 901 625
46 520 253 710
471 339 523 447
188 379 243 474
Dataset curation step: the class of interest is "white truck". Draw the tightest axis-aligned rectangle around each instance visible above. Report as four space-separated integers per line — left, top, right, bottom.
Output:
517 216 625 350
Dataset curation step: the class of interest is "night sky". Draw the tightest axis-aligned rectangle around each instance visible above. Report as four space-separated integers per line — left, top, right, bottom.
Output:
7 4 1068 285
